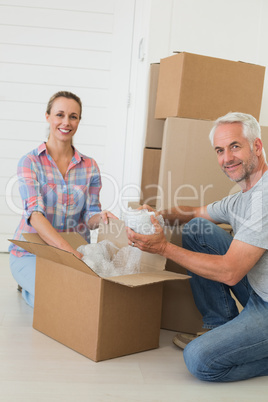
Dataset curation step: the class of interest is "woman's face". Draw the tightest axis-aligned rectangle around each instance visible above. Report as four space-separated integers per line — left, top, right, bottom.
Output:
46 97 81 143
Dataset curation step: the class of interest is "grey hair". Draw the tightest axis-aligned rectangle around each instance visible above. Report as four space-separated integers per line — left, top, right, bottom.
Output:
209 112 266 160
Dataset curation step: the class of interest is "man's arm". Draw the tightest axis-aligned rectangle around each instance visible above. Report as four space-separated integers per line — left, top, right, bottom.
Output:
162 238 265 285
126 215 266 286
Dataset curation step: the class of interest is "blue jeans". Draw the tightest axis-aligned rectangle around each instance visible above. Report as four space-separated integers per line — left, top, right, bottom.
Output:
182 218 268 382
10 253 36 308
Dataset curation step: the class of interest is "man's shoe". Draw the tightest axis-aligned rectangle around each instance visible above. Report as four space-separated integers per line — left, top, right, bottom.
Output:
172 331 208 350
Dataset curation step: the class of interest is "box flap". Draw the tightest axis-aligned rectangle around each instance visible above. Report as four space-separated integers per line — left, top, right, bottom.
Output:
10 220 187 284
9 238 98 277
98 218 167 272
98 218 127 247
105 270 189 287
23 232 88 249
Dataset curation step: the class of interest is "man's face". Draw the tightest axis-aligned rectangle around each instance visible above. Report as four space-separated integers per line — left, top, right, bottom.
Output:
213 123 259 184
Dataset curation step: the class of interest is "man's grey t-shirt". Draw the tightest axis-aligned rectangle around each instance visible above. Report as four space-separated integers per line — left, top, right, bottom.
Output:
207 171 268 302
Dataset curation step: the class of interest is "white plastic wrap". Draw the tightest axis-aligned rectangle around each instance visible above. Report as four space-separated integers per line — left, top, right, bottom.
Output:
123 208 164 235
77 240 141 278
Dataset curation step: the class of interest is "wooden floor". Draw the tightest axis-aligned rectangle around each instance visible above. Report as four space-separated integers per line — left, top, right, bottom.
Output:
1 252 267 402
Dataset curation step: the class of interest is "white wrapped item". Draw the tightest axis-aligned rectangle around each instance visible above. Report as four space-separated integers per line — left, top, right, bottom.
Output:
123 207 165 235
77 240 141 278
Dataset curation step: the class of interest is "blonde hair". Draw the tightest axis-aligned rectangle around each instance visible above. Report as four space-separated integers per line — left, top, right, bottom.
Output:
46 91 82 119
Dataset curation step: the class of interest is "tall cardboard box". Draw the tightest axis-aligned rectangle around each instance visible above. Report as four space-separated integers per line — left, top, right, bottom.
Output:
140 148 161 207
161 229 203 334
10 220 188 362
156 117 240 212
261 126 268 153
155 52 265 121
158 117 240 334
145 64 165 148
161 125 268 334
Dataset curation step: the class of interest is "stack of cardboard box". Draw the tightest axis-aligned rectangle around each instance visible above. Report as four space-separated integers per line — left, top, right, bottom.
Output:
140 51 266 334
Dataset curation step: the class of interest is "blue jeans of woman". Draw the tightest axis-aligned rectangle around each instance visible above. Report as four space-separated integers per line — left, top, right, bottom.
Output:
182 218 268 382
10 253 36 308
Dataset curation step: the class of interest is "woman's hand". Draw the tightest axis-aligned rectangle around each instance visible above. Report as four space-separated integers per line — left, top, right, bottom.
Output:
73 250 83 259
99 210 118 224
30 211 84 259
88 210 118 229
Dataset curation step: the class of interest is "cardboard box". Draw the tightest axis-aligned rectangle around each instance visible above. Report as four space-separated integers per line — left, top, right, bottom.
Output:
140 148 162 207
161 228 203 334
156 118 240 333
162 224 233 334
261 126 268 153
155 52 265 121
145 64 165 148
10 220 188 362
125 201 202 333
160 124 268 334
156 117 240 211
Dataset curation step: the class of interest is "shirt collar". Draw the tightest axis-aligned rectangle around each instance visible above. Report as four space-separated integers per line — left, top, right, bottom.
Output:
38 142 84 163
37 142 47 155
72 147 85 163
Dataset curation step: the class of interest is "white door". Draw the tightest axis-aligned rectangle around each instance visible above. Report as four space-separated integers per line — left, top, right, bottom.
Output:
0 0 136 251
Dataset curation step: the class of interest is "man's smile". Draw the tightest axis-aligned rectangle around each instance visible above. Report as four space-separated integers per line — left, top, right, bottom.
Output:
224 162 242 171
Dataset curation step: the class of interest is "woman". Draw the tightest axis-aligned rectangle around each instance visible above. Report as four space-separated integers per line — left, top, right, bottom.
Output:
9 91 115 307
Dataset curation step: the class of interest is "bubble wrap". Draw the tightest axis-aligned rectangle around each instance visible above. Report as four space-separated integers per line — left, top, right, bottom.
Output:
123 208 165 235
77 240 141 278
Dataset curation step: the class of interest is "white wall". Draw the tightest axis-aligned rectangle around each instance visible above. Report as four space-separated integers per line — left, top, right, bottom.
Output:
0 0 137 251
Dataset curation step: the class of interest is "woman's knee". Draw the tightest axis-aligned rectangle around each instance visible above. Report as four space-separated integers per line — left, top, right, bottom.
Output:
9 254 36 295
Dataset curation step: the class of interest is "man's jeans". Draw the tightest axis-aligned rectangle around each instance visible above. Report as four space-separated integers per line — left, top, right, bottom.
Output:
182 218 268 382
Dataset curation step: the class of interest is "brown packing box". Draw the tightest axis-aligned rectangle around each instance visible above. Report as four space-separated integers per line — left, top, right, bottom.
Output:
155 52 265 121
140 148 162 207
10 219 188 362
261 126 268 151
162 224 233 334
145 64 165 148
156 117 241 211
162 228 203 334
159 121 268 334
156 117 240 334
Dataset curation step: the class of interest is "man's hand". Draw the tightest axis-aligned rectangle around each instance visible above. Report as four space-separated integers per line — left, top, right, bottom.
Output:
137 204 160 217
126 215 168 255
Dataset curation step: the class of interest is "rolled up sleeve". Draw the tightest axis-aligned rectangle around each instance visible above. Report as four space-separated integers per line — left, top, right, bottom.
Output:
17 156 46 225
82 161 102 224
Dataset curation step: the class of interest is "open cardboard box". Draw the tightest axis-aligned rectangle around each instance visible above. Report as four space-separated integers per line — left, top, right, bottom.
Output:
10 219 188 362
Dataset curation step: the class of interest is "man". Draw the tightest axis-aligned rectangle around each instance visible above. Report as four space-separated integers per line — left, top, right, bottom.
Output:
126 112 268 382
